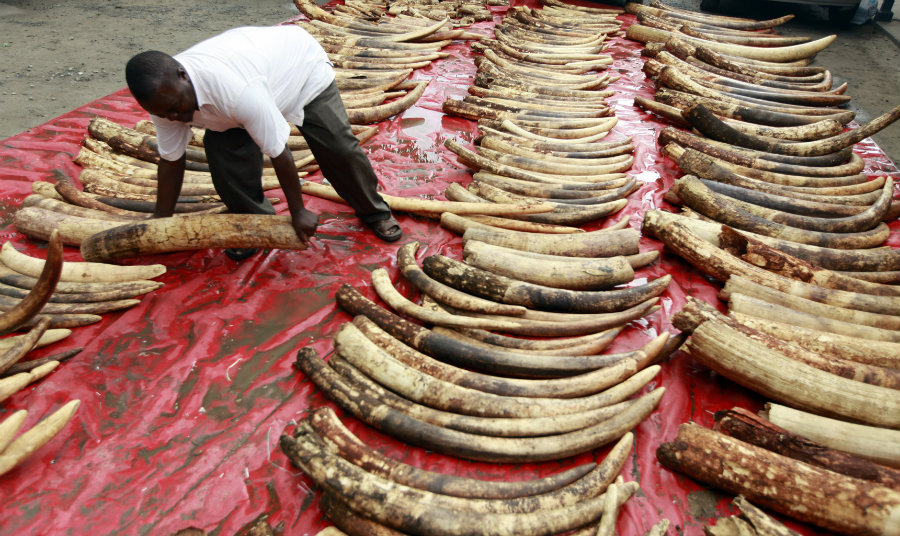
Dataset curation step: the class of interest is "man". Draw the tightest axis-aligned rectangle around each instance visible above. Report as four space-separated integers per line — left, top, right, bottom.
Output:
125 25 402 261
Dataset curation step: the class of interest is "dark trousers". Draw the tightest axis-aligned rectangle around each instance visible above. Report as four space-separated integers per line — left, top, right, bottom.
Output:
204 80 391 224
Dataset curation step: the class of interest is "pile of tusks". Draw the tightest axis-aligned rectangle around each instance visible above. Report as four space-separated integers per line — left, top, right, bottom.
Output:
628 0 900 266
619 2 900 534
275 1 683 533
439 0 643 228
1 229 167 478
283 217 675 531
693 408 900 536
295 239 674 458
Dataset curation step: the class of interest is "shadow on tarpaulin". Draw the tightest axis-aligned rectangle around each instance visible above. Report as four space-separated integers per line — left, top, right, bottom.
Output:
0 1 896 535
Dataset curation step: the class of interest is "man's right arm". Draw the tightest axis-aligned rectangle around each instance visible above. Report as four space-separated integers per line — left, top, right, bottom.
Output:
153 154 186 218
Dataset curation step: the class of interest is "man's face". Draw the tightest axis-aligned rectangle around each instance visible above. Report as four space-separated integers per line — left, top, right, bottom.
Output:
140 67 197 123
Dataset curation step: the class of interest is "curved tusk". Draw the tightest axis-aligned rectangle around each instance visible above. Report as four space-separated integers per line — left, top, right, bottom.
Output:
0 230 63 336
670 175 891 249
684 102 900 157
626 24 835 62
354 315 667 399
643 210 899 272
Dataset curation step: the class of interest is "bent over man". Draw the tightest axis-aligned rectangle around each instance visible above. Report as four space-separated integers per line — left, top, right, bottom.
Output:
125 25 402 261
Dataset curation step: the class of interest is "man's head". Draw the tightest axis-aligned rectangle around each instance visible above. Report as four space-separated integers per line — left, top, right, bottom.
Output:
125 51 197 123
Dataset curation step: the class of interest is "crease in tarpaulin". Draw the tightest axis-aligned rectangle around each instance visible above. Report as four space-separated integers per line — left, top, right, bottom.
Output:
0 1 896 535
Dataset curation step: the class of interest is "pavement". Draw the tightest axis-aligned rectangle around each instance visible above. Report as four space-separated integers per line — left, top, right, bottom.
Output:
875 12 900 46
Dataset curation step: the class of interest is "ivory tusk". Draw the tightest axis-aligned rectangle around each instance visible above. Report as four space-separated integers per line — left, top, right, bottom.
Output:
0 230 62 336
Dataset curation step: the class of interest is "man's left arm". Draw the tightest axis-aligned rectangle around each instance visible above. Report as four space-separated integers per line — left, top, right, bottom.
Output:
235 82 318 244
270 148 318 244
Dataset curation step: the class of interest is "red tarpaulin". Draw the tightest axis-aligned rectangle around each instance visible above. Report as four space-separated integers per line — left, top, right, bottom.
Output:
1 3 897 535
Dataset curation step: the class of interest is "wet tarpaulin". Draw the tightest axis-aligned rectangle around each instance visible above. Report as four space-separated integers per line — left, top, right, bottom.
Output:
1 2 898 535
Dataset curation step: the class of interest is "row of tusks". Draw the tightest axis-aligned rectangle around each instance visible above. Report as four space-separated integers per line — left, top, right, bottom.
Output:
15 114 569 259
1 228 166 477
620 3 900 534
0 227 159 372
375 0 499 24
281 408 646 536
20 0 628 258
436 0 640 232
626 2 900 263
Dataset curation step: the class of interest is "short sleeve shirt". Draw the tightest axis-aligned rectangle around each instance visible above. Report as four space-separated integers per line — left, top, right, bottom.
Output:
152 25 335 160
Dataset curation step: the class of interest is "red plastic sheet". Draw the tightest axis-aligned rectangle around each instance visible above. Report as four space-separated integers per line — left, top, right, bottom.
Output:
1 3 897 535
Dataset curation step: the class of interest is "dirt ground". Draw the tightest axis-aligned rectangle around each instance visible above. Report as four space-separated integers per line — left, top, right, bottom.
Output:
0 0 898 166
0 0 300 138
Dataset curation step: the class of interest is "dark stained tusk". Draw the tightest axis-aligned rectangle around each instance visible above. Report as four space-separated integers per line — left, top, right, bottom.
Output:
292 345 662 464
717 227 900 297
672 175 894 234
336 284 658 375
0 231 62 336
659 127 855 167
664 140 865 178
352 316 665 400
655 87 853 127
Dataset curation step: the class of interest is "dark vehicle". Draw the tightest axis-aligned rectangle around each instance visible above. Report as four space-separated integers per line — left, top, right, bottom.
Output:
699 0 862 23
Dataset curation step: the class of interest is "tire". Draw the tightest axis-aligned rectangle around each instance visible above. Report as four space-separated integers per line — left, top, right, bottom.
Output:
829 4 859 25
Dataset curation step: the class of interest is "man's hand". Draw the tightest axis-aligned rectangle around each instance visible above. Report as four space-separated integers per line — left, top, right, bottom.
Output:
271 146 317 246
292 207 318 245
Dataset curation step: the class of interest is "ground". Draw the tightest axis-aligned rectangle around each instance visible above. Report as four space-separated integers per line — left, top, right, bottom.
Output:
0 0 898 166
0 0 298 139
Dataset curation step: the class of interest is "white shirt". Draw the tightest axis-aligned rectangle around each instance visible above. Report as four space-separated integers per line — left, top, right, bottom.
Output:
152 25 335 160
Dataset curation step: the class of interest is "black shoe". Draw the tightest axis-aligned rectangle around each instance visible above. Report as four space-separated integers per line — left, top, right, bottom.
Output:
225 247 259 261
366 216 403 242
